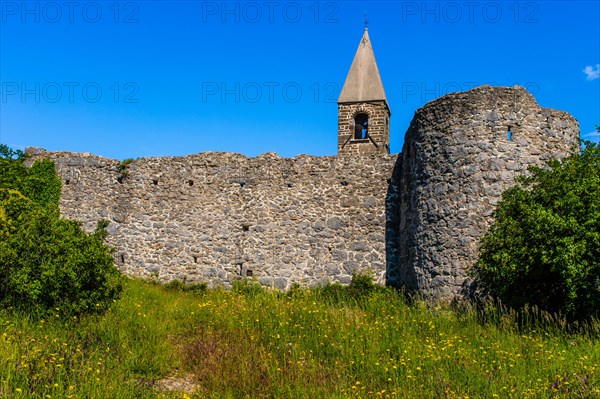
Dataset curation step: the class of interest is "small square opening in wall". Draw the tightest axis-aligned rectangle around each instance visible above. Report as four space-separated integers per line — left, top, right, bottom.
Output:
65 179 70 185
152 179 158 185
188 180 194 186
246 270 253 277
193 256 198 263
242 225 250 232
120 254 125 263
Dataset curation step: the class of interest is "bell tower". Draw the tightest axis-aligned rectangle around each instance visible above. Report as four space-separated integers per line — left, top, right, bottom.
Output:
338 28 391 155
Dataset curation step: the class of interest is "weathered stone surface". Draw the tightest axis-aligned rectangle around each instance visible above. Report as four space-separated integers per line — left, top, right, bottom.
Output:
33 150 396 290
386 85 579 299
338 101 391 155
29 86 579 299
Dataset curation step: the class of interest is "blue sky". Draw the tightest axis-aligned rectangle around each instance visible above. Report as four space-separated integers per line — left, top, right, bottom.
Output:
1 0 599 159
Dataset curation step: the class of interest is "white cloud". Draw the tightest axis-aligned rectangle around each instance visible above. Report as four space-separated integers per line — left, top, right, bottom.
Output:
582 130 600 144
583 64 600 80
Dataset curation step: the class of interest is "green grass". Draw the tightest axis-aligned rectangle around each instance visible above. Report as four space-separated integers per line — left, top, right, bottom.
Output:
1 278 599 398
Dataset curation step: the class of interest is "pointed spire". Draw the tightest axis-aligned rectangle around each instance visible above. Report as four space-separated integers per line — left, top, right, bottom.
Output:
338 28 388 108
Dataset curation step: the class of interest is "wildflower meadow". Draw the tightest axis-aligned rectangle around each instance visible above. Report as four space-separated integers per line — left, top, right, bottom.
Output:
1 277 598 398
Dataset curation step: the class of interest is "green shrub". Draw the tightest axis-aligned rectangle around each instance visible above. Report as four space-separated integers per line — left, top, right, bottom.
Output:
347 271 382 297
0 199 123 315
317 281 347 303
472 140 600 322
0 145 123 316
232 277 263 296
0 144 60 207
318 272 384 305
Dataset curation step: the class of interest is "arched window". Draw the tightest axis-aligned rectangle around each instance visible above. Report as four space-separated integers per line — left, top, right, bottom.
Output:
354 113 369 139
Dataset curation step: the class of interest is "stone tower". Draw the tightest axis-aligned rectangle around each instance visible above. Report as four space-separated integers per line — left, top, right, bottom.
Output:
338 28 391 155
386 85 580 299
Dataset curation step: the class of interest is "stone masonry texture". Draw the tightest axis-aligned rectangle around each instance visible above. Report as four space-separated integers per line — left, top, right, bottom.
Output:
386 85 579 298
30 86 580 298
32 150 396 290
338 101 391 155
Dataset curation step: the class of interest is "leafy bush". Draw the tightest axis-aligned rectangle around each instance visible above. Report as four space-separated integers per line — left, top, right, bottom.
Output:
472 140 600 321
0 146 123 316
318 272 385 305
232 278 264 296
0 144 61 207
347 271 382 297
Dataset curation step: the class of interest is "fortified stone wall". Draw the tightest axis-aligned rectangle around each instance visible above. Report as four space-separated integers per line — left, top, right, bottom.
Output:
386 86 580 299
29 85 580 297
32 150 397 289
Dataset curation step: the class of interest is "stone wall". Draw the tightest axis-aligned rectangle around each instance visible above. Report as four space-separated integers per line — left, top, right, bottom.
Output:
29 85 580 297
32 150 397 289
386 86 580 299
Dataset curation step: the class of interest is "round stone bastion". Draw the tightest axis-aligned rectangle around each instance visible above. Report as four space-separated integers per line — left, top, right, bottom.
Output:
386 85 580 299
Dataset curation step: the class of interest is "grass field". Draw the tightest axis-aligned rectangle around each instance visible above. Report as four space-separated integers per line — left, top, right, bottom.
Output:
1 277 598 398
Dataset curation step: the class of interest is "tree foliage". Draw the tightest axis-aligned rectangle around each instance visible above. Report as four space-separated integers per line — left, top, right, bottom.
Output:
472 140 600 321
0 146 122 315
0 144 61 207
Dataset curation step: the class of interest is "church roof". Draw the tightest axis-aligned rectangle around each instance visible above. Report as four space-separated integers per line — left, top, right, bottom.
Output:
338 28 388 108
